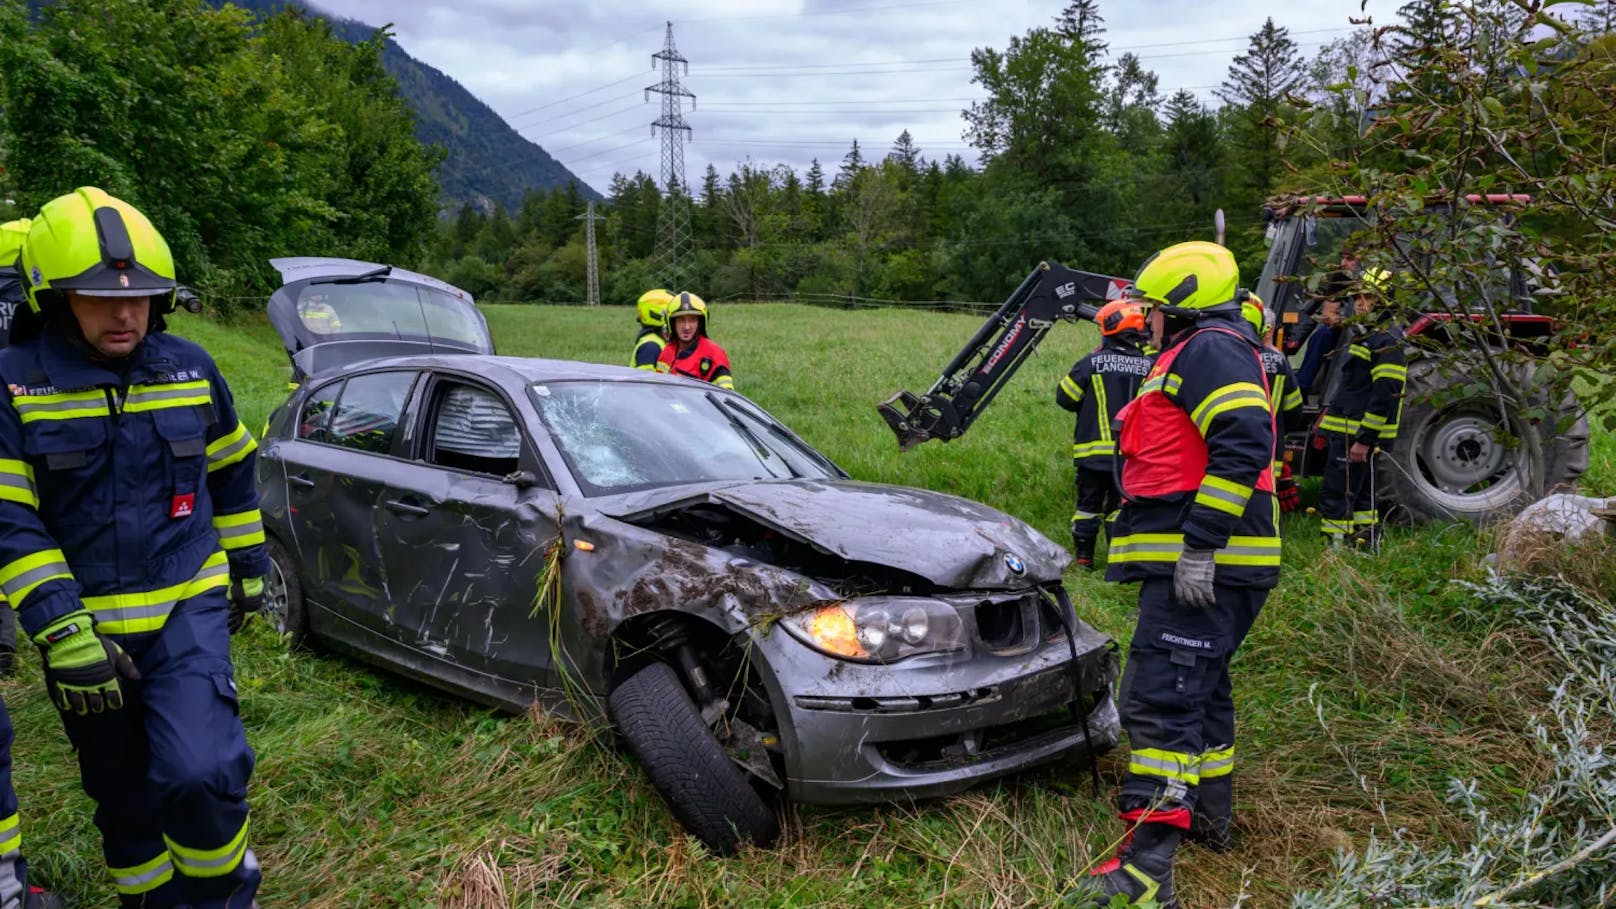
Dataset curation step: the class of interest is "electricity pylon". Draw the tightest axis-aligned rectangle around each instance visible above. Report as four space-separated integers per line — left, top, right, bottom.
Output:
646 21 696 292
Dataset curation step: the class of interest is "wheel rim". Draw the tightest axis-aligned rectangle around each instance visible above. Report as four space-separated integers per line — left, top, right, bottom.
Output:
265 556 292 635
1411 405 1522 514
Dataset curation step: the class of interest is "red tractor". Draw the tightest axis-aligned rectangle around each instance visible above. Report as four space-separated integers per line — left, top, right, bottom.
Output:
1257 194 1589 524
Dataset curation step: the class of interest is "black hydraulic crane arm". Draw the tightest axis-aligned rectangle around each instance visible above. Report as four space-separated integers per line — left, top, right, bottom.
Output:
878 261 1133 451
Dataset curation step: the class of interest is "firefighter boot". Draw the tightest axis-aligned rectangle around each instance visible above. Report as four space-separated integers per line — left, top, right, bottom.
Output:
1071 533 1098 572
1188 774 1235 852
24 886 66 909
1062 822 1181 908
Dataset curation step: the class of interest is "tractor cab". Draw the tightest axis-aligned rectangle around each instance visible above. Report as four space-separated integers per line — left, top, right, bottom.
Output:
267 256 494 383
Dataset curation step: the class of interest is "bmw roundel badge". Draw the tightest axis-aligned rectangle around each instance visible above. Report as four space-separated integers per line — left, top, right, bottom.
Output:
1004 552 1025 575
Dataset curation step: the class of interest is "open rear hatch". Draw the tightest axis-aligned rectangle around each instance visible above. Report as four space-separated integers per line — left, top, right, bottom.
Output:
267 256 494 380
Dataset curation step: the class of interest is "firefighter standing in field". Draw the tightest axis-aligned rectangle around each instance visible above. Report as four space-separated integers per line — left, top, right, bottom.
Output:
657 292 734 390
1243 293 1306 513
1065 241 1280 909
1 187 265 908
0 218 65 909
1318 268 1406 549
1056 300 1153 570
0 219 31 678
631 288 672 370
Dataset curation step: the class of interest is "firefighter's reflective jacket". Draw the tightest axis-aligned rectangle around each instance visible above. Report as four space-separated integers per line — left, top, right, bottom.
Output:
0 330 267 638
632 327 664 370
1260 346 1305 434
1056 338 1153 469
657 337 734 390
1105 318 1280 589
1321 324 1407 449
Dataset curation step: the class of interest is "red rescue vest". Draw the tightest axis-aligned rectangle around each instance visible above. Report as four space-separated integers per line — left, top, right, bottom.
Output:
1117 326 1276 499
658 336 731 383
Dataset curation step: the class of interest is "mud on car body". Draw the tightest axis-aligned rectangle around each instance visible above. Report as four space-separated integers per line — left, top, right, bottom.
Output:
254 260 1120 854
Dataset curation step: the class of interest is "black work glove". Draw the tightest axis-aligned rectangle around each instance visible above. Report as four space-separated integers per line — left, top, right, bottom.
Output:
1172 549 1217 609
228 576 266 635
34 611 141 714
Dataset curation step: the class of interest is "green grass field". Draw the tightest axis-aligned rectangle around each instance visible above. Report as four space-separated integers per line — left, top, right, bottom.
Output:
7 303 1612 908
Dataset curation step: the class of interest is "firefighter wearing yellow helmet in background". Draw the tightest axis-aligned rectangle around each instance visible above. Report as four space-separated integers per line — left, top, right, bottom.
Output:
1055 299 1152 571
1318 268 1406 549
1064 241 1279 909
656 292 734 390
1 187 265 909
632 288 672 370
1241 292 1305 513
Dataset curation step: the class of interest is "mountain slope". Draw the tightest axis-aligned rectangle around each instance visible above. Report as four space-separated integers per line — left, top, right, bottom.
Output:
220 0 598 209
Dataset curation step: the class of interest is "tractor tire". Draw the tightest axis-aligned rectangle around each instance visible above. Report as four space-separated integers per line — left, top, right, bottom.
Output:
608 661 780 856
1377 357 1590 525
265 538 313 650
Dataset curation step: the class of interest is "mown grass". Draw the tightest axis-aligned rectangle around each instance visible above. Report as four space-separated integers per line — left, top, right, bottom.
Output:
8 302 1611 908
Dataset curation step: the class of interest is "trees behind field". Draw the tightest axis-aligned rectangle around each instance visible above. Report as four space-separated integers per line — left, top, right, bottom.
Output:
431 3 1337 305
0 0 441 314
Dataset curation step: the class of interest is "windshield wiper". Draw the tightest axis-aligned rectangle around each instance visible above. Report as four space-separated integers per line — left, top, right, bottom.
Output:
310 265 393 286
707 393 795 479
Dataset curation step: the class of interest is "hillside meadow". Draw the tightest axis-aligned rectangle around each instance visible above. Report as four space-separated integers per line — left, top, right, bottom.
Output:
5 302 1611 908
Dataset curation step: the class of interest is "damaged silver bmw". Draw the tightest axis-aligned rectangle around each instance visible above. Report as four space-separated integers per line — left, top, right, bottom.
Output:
255 257 1121 855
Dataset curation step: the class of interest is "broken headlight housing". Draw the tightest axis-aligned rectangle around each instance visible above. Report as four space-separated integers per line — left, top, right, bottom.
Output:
782 597 965 664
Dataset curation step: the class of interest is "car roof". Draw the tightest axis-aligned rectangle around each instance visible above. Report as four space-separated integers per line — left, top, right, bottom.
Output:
307 353 698 389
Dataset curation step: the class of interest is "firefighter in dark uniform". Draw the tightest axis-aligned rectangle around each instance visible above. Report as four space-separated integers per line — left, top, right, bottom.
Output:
1243 293 1305 513
631 288 671 370
1319 268 1406 548
0 219 65 909
1 188 265 908
656 292 734 390
1065 241 1280 909
1056 300 1153 570
0 219 30 678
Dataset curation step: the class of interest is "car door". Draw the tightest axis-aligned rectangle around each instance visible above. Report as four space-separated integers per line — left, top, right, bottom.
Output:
276 370 420 641
375 373 560 703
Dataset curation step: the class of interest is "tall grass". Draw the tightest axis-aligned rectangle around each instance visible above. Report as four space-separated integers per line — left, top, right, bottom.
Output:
5 304 1605 908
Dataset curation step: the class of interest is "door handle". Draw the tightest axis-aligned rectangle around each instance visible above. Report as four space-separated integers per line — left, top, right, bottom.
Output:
288 473 316 489
384 498 431 518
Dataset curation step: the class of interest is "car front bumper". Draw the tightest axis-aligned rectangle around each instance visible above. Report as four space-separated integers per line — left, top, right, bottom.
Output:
756 620 1121 806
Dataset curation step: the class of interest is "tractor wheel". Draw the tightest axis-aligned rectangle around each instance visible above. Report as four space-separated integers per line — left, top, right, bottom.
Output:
1377 358 1590 525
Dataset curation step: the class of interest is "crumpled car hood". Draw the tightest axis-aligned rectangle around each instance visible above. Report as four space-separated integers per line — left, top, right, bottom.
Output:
607 478 1069 590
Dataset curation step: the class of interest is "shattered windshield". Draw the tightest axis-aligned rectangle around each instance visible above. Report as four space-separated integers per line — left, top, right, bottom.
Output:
295 281 490 349
530 381 839 494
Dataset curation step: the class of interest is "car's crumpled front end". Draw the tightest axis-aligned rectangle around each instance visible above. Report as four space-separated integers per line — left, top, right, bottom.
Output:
762 585 1119 805
607 478 1121 806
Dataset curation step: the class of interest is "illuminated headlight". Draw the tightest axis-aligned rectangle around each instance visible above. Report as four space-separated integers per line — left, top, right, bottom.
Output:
782 598 964 663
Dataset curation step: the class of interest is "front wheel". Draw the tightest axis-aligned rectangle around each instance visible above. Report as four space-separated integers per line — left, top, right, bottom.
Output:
608 661 780 855
1377 358 1590 525
264 538 312 650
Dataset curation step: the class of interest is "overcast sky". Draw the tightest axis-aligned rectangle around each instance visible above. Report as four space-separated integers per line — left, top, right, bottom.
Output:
303 0 1400 196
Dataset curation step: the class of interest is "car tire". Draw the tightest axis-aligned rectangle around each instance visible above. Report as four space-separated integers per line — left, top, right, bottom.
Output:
265 538 312 650
607 661 780 855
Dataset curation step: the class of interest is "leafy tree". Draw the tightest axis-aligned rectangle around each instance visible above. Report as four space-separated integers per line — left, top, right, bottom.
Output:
0 0 440 309
1301 0 1616 513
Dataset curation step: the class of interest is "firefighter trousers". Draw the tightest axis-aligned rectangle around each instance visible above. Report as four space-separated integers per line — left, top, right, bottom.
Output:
1320 431 1377 541
58 589 257 909
0 695 28 909
1117 578 1267 815
1071 465 1122 545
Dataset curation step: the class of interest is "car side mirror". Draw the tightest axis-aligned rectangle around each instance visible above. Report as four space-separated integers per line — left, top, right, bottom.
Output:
503 469 540 489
